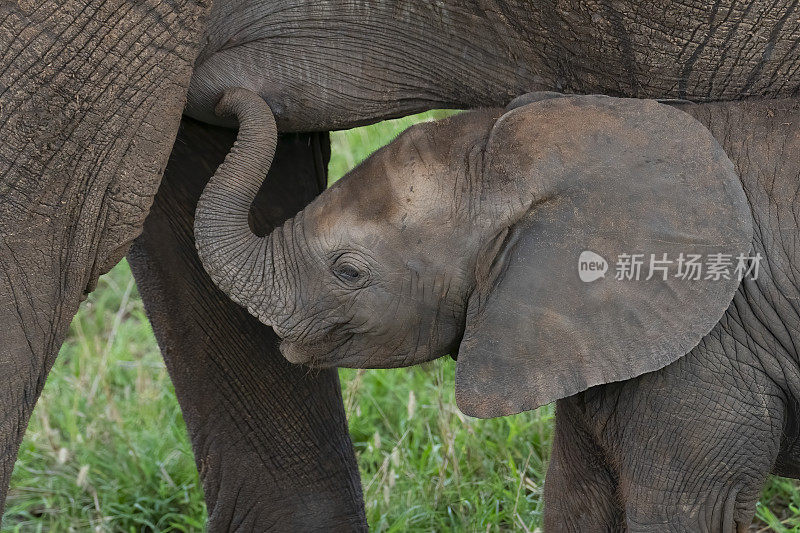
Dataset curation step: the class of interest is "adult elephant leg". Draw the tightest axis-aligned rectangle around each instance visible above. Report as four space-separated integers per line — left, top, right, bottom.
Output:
128 118 366 531
0 0 208 518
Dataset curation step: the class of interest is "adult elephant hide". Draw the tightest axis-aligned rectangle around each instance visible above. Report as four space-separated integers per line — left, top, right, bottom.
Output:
3 0 800 528
188 0 800 130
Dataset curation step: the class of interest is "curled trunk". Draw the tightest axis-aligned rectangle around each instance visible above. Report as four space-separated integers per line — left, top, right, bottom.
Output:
194 88 278 322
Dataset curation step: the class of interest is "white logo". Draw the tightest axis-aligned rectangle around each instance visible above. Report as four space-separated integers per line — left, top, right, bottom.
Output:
578 251 608 282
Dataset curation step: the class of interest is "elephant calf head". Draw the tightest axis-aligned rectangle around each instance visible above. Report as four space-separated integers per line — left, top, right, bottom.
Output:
194 90 752 418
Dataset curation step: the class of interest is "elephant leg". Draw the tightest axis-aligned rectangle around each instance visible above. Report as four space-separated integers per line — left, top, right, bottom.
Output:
0 0 208 518
543 400 623 532
127 117 366 531
577 331 785 533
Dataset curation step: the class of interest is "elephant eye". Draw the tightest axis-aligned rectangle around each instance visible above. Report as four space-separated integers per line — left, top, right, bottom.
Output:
331 252 371 286
333 263 363 283
335 264 360 280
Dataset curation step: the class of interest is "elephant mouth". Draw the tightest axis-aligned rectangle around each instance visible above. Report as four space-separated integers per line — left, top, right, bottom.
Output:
279 333 354 367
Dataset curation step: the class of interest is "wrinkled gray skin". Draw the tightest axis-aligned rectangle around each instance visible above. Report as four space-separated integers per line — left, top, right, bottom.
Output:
544 99 800 532
3 0 800 528
188 0 800 130
196 92 800 531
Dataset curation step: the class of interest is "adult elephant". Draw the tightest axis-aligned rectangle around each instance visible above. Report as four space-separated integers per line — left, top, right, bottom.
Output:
1 0 799 529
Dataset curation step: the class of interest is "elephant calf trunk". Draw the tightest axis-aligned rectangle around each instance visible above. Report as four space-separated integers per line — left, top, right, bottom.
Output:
194 88 279 321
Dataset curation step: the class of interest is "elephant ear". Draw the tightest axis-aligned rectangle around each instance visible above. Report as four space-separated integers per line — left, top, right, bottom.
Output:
455 96 752 418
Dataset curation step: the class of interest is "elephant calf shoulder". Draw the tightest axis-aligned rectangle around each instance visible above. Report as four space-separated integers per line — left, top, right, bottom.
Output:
679 98 800 474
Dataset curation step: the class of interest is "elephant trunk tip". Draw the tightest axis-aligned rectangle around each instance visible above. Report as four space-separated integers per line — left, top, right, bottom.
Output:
280 341 314 365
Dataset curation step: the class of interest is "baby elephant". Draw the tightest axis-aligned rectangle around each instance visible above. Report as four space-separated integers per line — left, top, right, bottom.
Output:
196 89 800 530
195 89 749 410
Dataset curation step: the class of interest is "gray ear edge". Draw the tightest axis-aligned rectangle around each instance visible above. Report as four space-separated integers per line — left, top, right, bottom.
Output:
453 231 751 419
505 91 568 111
454 322 715 419
506 92 688 113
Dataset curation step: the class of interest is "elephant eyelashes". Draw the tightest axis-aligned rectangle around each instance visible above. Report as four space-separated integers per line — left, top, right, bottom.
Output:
331 254 370 286
334 264 361 281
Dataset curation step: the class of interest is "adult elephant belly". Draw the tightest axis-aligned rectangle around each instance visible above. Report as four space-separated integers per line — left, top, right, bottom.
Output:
186 0 800 131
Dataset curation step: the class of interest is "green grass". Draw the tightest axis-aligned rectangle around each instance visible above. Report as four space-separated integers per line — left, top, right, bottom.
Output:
3 111 799 532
